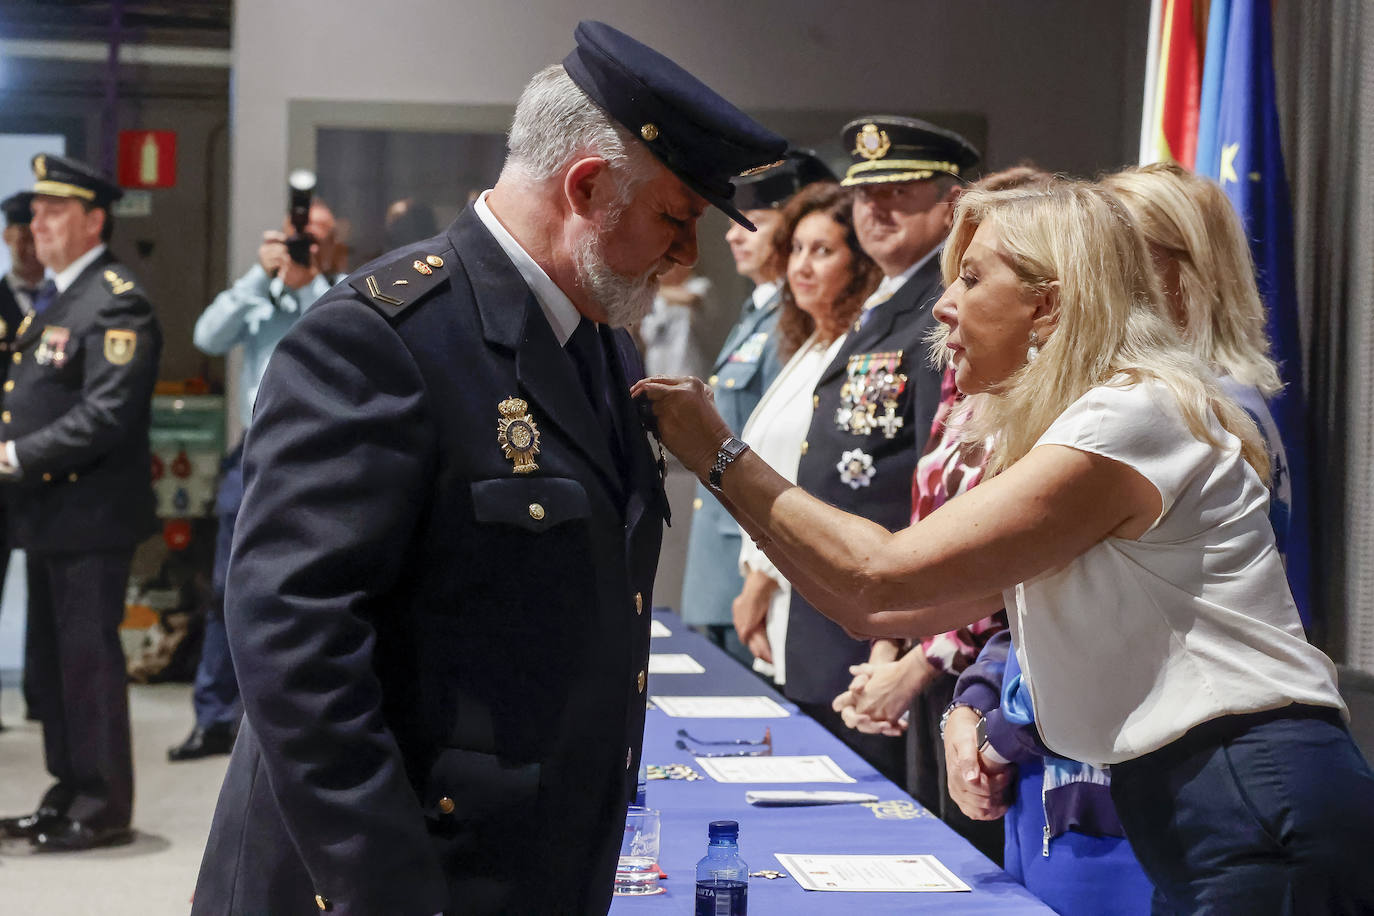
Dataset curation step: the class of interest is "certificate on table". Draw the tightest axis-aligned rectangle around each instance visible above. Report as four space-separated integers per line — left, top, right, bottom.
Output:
696 755 855 784
773 853 971 893
649 695 790 718
648 653 706 674
650 619 672 638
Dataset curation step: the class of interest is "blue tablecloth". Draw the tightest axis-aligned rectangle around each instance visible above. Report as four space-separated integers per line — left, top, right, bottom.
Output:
610 611 1053 914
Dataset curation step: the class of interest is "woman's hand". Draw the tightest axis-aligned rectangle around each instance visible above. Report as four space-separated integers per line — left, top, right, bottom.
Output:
630 376 732 476
732 571 777 662
851 653 938 724
943 706 1014 821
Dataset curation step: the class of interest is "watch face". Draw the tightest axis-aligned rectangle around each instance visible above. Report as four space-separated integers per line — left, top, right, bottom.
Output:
975 715 989 749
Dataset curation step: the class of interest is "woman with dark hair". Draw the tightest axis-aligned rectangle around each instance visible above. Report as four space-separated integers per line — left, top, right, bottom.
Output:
732 181 879 685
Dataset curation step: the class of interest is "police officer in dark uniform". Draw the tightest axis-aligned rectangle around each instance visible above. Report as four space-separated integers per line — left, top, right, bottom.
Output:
783 117 979 784
191 21 784 916
0 155 161 851
679 150 832 664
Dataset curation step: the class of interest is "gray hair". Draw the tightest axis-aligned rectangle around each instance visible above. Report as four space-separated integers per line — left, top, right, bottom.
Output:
502 64 658 209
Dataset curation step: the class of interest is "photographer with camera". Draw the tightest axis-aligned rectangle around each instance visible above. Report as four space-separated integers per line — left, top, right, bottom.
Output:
168 180 338 762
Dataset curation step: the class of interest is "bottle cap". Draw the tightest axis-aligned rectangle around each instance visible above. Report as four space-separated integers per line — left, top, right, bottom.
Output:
708 820 740 841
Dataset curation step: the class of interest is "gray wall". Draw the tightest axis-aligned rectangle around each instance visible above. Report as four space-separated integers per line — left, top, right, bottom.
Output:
232 0 1152 610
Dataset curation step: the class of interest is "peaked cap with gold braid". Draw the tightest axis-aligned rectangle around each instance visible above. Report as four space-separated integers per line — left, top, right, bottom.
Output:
838 115 980 187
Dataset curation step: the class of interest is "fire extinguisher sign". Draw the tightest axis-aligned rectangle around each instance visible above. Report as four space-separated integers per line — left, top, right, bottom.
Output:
116 130 177 189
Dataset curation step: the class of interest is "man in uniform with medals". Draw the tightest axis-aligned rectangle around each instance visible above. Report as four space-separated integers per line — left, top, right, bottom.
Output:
679 150 832 665
0 154 162 851
782 116 982 797
191 21 784 916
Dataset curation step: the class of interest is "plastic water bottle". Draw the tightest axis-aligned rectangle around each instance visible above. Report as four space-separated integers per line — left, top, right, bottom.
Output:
695 820 748 915
635 757 648 808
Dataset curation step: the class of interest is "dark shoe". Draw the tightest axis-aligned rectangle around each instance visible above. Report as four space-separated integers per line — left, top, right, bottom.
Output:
1 807 64 840
32 818 134 852
167 721 236 762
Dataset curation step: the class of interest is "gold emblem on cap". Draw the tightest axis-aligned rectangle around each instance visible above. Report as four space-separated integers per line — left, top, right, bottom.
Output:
34 155 46 179
640 123 659 141
425 254 444 268
855 123 891 161
737 159 786 178
413 259 432 276
497 397 541 474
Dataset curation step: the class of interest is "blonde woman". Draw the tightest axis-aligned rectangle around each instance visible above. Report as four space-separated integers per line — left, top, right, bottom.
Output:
635 181 1374 914
1103 162 1292 554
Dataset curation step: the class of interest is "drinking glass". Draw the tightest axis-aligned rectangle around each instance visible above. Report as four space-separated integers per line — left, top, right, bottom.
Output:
614 806 662 896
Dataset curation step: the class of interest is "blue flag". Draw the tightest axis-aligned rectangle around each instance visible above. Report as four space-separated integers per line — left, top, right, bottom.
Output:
1199 0 1312 628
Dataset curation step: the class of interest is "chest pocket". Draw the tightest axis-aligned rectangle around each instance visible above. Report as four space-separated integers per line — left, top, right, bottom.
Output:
470 476 591 532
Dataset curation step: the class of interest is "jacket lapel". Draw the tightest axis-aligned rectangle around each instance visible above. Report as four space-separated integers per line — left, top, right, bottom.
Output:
451 209 623 500
816 252 945 387
14 250 113 349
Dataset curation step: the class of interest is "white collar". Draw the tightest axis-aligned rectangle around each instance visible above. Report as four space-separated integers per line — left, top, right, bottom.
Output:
51 243 107 295
865 243 943 311
473 190 581 347
751 280 780 311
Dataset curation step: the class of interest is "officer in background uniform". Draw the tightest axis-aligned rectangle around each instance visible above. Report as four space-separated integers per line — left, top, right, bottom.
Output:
783 117 979 785
191 21 784 916
678 150 832 665
0 191 40 729
0 154 161 851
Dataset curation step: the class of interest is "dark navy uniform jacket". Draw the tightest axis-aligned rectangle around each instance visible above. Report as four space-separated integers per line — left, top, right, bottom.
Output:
193 209 668 916
0 251 160 552
679 288 781 628
784 251 945 706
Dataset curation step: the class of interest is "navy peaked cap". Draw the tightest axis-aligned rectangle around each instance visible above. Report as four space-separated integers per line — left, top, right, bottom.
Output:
562 20 788 230
732 149 837 211
1 191 33 226
839 116 980 187
30 153 123 207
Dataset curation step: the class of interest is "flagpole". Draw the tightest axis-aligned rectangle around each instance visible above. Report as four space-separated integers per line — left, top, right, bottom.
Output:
1139 0 1164 164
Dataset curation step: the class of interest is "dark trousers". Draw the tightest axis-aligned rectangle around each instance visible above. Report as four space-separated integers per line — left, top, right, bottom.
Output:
908 673 1005 865
24 549 135 827
1110 706 1374 915
191 446 244 729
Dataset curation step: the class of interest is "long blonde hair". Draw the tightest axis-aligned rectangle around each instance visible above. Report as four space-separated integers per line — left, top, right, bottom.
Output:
939 181 1269 480
1103 162 1282 396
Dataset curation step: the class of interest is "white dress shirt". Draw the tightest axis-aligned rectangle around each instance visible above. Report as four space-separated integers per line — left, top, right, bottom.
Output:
474 190 581 346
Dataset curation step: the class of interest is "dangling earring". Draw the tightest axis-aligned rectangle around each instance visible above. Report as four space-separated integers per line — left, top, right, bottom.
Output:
1027 330 1040 362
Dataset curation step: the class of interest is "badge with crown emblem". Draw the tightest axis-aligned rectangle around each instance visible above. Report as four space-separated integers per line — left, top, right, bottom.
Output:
854 123 891 161
497 397 541 474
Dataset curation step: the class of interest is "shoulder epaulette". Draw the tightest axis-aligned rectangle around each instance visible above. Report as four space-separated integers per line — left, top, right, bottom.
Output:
102 267 138 297
349 250 451 320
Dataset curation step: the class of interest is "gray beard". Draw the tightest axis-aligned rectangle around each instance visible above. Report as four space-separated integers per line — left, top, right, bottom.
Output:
572 228 660 328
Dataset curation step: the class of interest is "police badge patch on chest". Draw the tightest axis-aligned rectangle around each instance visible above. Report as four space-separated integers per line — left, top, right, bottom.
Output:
835 351 907 438
497 396 541 474
36 326 71 368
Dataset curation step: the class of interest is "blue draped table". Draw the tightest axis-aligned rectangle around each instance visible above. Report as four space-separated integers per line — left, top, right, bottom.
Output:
609 610 1053 914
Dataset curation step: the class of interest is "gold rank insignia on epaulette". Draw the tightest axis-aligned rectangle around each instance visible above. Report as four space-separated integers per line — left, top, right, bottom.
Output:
103 269 135 296
349 251 448 319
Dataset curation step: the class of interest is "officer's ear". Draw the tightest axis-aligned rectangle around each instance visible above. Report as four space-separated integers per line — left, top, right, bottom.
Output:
564 156 616 220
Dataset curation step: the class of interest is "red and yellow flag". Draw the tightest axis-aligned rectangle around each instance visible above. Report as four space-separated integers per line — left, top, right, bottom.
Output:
1143 0 1205 167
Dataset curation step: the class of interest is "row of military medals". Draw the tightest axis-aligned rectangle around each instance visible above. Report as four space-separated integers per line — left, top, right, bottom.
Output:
836 351 906 439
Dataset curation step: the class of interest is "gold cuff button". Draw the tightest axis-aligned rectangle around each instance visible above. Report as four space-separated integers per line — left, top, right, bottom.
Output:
636 669 647 693
438 796 455 814
692 497 703 511
641 123 659 141
528 503 545 521
635 592 643 615
315 895 332 911
800 440 809 455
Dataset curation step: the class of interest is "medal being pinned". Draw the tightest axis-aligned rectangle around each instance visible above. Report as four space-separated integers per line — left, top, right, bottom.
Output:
837 448 875 490
497 396 541 474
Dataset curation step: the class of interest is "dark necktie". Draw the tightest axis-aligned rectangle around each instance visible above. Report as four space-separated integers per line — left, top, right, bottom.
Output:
566 319 624 467
31 279 57 315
